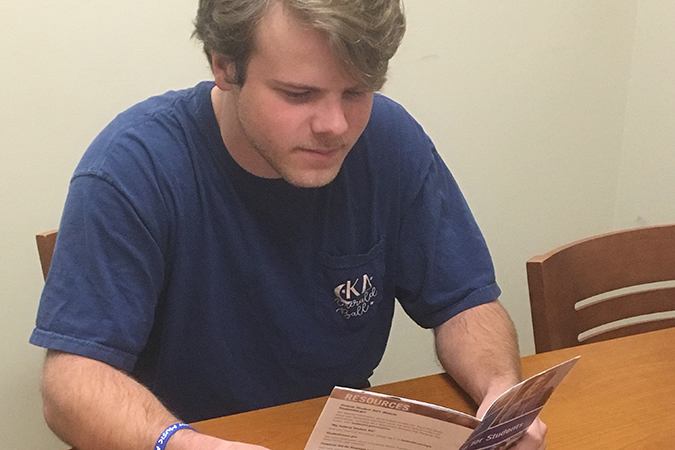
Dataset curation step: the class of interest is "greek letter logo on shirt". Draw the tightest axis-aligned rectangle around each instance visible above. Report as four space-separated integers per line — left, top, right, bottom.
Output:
333 274 378 319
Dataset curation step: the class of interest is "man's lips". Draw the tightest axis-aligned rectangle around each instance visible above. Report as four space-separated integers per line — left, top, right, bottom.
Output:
298 146 342 154
296 146 346 162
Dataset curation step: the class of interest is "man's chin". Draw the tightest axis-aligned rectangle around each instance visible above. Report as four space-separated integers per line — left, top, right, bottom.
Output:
282 169 341 188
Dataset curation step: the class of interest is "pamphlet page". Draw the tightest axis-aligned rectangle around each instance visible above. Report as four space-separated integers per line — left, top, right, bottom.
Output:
304 388 479 450
305 357 578 450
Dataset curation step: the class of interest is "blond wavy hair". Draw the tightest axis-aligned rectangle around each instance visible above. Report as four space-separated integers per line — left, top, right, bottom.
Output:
193 0 406 90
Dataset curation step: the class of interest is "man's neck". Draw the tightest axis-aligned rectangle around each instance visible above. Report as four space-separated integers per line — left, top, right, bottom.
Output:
210 85 278 179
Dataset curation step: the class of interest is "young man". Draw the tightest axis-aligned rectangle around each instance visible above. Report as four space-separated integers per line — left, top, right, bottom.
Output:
30 1 547 449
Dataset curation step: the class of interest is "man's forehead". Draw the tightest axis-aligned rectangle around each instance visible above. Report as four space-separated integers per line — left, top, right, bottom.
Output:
248 2 363 90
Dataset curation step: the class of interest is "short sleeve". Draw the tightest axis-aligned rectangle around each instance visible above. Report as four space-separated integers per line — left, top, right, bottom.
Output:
394 148 501 328
29 170 168 371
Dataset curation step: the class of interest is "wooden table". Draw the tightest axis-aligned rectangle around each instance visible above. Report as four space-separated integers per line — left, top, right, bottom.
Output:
194 327 675 449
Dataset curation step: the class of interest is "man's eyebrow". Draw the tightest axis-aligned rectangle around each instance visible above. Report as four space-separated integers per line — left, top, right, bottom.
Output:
271 81 319 91
271 80 365 92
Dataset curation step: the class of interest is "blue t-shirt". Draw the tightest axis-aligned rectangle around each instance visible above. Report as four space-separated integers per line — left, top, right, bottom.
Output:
30 81 500 422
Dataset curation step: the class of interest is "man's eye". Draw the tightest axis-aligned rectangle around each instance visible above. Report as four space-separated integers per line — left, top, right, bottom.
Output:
344 90 365 101
282 90 312 102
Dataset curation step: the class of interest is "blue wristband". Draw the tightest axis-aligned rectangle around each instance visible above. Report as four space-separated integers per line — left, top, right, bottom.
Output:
155 422 196 450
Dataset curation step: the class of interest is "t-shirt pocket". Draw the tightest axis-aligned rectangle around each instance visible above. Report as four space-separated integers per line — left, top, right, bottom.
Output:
317 238 386 331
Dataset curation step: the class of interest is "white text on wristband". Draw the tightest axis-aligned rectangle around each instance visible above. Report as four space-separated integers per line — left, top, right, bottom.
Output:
155 422 196 450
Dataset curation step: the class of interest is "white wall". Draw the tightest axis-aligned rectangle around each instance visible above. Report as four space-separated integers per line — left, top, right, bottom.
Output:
614 1 675 229
372 0 638 384
1 2 209 448
1 0 664 448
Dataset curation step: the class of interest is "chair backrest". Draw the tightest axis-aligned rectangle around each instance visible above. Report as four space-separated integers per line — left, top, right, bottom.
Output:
36 230 58 280
527 224 675 353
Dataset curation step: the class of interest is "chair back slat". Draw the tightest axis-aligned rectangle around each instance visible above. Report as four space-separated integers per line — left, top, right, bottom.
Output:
576 286 675 330
582 317 675 345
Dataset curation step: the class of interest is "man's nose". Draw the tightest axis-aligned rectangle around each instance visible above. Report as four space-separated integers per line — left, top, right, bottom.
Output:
311 98 348 136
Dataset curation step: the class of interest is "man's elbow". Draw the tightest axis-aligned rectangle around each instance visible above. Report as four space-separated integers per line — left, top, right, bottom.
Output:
40 350 75 435
41 391 59 433
40 353 59 429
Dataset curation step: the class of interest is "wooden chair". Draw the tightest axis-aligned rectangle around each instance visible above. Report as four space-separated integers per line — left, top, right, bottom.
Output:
526 224 675 353
36 230 58 280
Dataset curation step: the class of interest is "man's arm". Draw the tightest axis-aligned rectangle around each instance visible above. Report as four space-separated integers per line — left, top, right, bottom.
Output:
41 350 270 450
434 300 547 450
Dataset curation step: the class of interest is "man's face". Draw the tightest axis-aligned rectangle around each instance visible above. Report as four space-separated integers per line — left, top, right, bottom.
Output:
222 2 374 188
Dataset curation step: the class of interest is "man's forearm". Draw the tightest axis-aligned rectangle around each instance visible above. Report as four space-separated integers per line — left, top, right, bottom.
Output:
434 301 548 450
41 351 269 450
434 300 522 406
42 350 187 450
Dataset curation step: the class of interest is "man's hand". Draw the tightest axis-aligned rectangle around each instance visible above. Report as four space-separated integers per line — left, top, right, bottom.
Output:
476 389 547 450
168 429 273 450
513 418 547 450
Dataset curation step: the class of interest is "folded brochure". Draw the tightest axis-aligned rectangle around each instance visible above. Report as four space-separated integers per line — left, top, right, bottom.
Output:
305 357 578 450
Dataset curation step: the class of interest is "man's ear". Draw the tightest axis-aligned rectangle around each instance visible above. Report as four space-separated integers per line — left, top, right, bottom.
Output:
211 53 237 92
